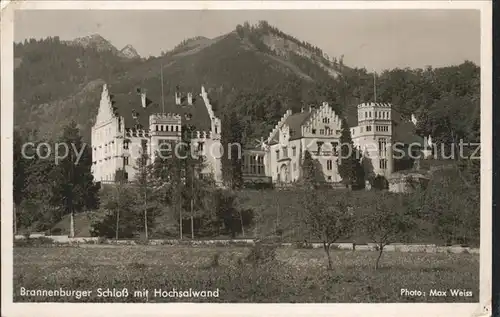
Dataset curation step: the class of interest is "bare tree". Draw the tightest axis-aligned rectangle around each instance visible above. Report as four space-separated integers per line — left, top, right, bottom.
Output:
362 192 414 270
301 189 355 270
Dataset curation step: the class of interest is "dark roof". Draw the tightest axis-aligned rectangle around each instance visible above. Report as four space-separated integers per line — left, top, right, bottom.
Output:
285 112 312 140
109 88 212 132
391 108 425 145
345 103 359 128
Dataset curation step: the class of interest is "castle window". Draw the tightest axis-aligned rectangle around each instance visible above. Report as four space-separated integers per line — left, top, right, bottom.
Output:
276 150 280 160
327 160 333 171
331 142 339 155
176 126 179 132
284 146 289 158
292 147 297 156
380 159 387 169
320 129 324 135
312 129 317 134
378 138 387 157
198 142 204 154
124 157 129 166
327 176 332 181
123 141 129 150
316 141 324 155
366 126 372 132
160 125 164 132
250 157 258 174
156 125 159 132
257 156 264 175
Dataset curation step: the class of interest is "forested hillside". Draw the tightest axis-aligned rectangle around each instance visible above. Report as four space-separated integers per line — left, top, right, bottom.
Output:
14 21 480 149
13 21 481 244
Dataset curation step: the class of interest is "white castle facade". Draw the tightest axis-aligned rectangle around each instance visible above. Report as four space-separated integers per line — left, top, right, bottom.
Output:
91 83 422 186
91 84 223 183
261 102 406 184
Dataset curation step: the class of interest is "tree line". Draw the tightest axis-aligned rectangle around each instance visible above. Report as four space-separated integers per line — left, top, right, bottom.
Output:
13 121 254 239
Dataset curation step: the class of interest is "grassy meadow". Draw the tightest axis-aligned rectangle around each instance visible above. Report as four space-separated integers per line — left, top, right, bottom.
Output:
13 244 479 303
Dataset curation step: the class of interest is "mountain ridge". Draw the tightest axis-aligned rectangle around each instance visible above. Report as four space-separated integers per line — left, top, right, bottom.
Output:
64 34 141 59
14 21 479 148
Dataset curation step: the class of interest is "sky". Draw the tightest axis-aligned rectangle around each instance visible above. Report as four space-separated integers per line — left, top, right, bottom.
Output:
14 9 480 72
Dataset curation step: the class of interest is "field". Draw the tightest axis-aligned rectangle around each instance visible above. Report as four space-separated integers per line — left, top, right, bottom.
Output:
13 245 479 303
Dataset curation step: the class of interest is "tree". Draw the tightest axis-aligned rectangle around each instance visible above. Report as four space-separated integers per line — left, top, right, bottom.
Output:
134 139 157 240
301 190 355 270
151 139 185 239
338 118 364 189
418 169 479 246
90 181 138 239
221 110 243 189
50 121 100 237
300 150 324 188
18 141 59 231
13 130 27 234
361 192 414 269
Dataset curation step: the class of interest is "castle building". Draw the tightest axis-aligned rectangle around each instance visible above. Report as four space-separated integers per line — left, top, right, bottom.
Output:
91 82 423 188
262 101 423 185
91 84 222 183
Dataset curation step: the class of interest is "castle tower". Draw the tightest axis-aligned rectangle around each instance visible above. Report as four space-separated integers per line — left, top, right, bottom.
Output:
148 113 182 160
356 102 393 177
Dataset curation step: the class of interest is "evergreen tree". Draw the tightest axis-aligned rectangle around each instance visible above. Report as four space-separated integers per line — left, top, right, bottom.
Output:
134 139 158 240
300 151 321 188
221 110 243 189
20 142 59 231
13 130 27 234
50 121 100 237
338 118 364 189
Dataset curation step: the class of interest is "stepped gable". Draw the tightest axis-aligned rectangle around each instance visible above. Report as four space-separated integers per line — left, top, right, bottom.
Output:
108 86 212 132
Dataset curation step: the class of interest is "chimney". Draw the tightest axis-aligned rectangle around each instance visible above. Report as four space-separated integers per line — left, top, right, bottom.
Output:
187 92 193 105
141 92 146 108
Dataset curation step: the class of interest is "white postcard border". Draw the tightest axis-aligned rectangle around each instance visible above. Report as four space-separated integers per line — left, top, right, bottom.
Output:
1 1 492 317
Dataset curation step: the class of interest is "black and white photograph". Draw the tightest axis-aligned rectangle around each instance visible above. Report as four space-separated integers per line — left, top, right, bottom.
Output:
1 1 492 316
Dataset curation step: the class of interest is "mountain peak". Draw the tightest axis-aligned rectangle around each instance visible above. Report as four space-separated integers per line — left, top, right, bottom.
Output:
67 34 119 54
119 44 140 59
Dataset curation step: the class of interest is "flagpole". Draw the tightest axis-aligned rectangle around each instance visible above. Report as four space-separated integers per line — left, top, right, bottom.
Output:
161 63 165 114
373 71 377 103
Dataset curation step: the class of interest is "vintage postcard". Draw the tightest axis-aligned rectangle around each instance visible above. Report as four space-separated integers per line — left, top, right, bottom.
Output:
1 1 492 316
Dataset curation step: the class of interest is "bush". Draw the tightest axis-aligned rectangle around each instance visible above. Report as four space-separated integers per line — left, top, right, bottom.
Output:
245 242 278 264
14 236 54 247
294 240 313 249
371 175 389 190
